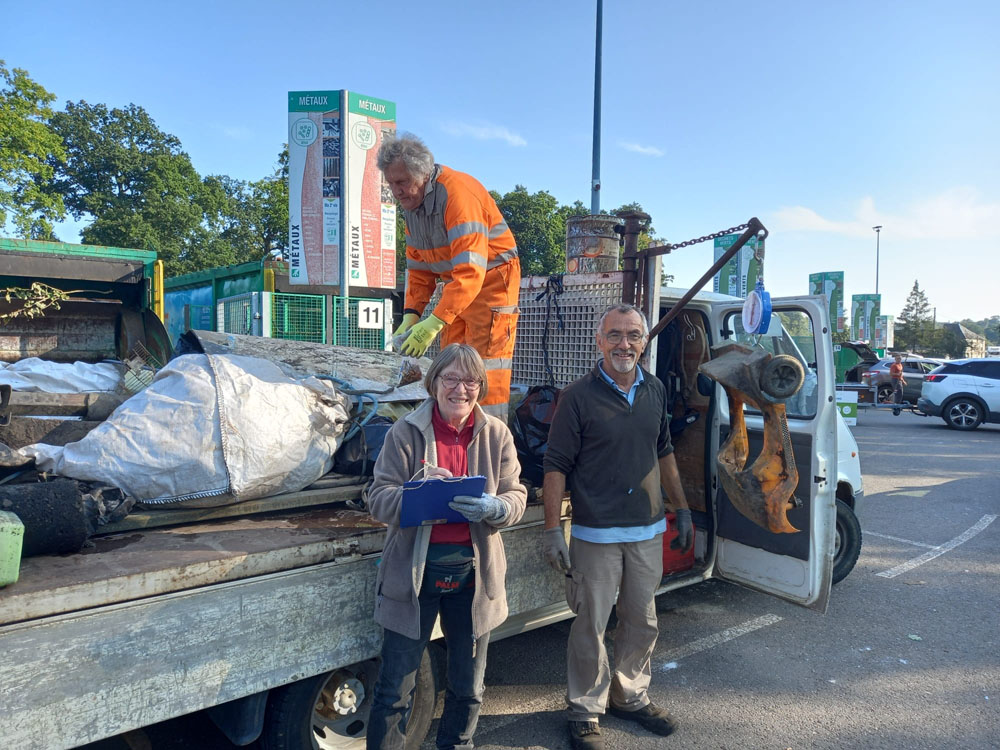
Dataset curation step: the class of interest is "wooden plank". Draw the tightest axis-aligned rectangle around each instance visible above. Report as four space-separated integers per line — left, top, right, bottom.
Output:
0 507 386 626
99 483 367 534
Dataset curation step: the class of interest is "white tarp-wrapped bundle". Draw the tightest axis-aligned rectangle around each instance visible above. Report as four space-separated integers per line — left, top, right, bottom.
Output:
0 358 123 393
22 354 350 507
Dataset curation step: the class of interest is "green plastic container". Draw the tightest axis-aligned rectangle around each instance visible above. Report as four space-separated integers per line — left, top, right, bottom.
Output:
0 510 24 587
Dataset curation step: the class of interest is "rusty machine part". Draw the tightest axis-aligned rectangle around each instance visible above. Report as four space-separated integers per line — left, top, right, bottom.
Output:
699 342 806 534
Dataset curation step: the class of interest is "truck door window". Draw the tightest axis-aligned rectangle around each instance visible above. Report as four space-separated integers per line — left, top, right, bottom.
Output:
722 309 818 419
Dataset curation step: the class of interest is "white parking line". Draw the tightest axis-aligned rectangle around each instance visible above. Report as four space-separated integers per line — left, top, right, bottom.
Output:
864 530 938 549
876 515 997 579
658 613 784 665
482 614 784 725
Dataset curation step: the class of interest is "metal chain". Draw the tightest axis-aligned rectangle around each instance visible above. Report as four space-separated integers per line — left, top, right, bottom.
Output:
664 222 751 252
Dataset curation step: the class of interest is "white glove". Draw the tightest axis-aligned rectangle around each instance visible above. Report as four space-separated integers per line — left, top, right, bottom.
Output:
449 493 507 523
543 527 571 573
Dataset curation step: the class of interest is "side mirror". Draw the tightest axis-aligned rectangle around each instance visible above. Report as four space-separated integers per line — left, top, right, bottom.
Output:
697 373 714 398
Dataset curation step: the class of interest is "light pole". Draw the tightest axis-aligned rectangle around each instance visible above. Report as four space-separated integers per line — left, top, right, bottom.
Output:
872 225 882 295
591 0 603 215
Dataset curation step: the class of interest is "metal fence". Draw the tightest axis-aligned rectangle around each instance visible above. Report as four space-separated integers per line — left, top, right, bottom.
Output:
270 293 326 343
216 292 391 350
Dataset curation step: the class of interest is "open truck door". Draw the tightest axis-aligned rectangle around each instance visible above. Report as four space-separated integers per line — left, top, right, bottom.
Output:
707 295 837 612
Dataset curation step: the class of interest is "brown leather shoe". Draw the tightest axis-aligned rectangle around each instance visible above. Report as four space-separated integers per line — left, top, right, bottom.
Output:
568 720 604 750
607 702 678 736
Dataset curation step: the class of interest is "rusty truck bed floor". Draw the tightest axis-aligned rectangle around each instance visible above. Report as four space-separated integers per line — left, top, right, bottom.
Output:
0 505 385 627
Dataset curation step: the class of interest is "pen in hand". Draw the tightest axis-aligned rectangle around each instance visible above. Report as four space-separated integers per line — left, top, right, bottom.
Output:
421 459 454 479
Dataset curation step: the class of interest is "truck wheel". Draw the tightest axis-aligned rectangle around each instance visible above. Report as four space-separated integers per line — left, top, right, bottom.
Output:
760 355 805 400
260 650 436 750
832 499 861 584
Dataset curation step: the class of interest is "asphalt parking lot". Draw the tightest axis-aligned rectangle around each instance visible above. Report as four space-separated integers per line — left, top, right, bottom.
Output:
458 407 999 750
84 407 999 750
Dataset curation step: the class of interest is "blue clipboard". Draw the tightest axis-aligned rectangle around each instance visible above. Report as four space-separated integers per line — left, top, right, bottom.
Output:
399 475 487 528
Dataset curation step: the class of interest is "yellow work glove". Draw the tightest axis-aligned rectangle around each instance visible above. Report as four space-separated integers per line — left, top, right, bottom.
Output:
401 314 445 357
391 313 420 351
393 313 420 338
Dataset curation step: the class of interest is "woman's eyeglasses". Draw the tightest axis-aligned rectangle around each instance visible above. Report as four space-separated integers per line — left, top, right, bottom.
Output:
439 375 481 390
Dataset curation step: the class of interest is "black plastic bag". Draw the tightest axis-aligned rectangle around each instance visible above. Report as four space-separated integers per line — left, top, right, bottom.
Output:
333 416 394 476
511 385 561 486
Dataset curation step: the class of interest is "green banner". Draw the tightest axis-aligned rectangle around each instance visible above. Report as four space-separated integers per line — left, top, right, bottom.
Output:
347 91 396 120
809 271 845 333
288 91 341 112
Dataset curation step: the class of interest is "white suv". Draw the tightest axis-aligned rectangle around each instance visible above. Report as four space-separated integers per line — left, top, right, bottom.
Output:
918 359 1000 430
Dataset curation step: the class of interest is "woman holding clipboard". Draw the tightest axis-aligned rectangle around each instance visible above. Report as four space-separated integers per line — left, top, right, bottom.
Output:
366 343 527 750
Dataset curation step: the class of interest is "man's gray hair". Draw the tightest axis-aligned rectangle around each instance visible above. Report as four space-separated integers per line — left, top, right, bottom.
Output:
377 133 435 181
597 304 649 337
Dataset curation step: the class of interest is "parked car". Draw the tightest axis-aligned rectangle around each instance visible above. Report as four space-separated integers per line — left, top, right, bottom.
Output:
862 355 943 405
841 341 880 383
918 358 1000 430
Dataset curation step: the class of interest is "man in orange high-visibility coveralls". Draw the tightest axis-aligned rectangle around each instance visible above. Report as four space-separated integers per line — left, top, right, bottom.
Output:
378 133 520 422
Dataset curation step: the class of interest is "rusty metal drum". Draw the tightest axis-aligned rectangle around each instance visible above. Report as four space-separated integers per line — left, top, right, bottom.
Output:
565 215 620 273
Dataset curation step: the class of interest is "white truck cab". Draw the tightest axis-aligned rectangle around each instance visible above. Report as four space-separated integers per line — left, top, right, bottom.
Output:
643 288 842 612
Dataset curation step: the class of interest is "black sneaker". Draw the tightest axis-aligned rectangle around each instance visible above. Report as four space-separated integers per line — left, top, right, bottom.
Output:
567 720 604 750
607 702 678 736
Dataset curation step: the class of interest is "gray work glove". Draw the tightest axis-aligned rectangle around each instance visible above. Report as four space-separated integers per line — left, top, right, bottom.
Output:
670 508 694 553
543 527 571 573
449 493 507 523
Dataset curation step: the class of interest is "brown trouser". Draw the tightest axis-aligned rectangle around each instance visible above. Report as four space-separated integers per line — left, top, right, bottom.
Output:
565 534 664 720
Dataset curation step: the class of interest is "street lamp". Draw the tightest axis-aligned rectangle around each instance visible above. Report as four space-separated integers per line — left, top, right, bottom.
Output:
872 225 882 295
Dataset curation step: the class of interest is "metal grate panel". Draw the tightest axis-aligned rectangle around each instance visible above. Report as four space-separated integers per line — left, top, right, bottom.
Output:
419 274 623 387
513 273 623 387
218 293 257 336
332 297 389 350
271 293 326 343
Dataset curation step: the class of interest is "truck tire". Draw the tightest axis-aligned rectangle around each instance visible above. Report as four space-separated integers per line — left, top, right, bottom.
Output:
260 650 436 750
832 499 862 584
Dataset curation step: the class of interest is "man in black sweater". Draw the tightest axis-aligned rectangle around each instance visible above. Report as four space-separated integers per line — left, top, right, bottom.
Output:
542 303 693 750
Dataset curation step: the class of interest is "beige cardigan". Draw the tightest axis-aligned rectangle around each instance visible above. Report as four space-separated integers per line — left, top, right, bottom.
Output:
367 399 527 639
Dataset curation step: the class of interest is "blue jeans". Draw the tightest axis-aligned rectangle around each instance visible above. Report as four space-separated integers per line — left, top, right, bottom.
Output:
367 571 490 750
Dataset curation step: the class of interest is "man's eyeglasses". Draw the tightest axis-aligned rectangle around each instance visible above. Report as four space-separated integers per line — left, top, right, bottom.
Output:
439 375 482 390
602 331 646 344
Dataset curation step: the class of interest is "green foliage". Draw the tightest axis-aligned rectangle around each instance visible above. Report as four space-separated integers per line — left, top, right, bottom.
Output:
0 61 66 237
925 325 968 359
0 282 71 322
46 101 206 274
895 280 933 353
492 186 567 275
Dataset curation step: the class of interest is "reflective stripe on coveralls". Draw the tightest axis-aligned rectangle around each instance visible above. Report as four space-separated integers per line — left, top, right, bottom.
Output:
403 165 521 419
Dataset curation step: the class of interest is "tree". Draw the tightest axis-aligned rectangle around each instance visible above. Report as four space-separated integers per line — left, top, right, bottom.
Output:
0 61 66 237
196 150 289 274
926 325 967 359
46 101 206 274
895 280 933 353
492 186 567 275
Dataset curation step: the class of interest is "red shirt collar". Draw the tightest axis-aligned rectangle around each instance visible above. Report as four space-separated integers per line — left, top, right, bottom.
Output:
432 403 475 437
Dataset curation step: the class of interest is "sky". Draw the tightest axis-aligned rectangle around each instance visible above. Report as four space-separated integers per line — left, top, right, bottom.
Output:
4 0 999 323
